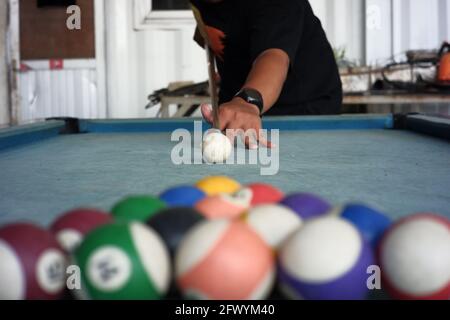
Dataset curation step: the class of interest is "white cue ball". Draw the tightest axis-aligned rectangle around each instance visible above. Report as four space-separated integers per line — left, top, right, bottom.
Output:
202 129 233 164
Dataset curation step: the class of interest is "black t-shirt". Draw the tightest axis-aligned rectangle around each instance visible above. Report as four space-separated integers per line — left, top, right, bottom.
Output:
190 0 343 116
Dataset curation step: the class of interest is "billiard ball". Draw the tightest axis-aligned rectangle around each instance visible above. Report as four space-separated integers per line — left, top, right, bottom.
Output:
0 223 68 300
50 208 113 252
195 176 241 196
111 196 167 223
175 220 275 300
72 222 170 300
280 193 331 220
159 186 206 207
202 129 233 164
147 207 204 258
378 213 450 300
278 216 374 300
246 183 284 206
329 204 392 247
195 188 252 219
244 204 302 249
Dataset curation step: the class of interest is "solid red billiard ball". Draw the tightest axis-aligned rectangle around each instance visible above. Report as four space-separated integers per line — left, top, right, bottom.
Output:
246 183 284 206
50 208 113 252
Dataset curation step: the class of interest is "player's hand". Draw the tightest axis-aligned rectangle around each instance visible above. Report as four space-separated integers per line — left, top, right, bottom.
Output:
200 98 274 149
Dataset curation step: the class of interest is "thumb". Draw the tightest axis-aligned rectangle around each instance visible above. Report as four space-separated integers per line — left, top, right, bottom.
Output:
200 104 214 124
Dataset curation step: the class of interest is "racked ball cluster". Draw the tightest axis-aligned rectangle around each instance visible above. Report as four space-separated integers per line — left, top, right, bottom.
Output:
0 175 449 300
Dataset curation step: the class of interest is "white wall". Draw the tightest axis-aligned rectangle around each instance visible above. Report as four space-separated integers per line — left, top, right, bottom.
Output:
313 0 449 65
369 0 450 65
0 0 10 125
105 0 207 119
310 0 366 64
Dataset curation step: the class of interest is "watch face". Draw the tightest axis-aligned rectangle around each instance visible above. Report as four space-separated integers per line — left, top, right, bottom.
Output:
248 96 258 104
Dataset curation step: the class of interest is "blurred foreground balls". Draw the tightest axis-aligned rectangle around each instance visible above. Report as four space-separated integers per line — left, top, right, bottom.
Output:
73 222 170 300
246 183 284 206
280 193 331 220
278 217 374 300
175 220 275 300
111 196 166 223
329 204 392 247
245 204 302 249
0 223 68 300
379 213 450 300
50 208 113 252
195 188 252 219
147 207 204 257
159 186 206 207
195 176 241 196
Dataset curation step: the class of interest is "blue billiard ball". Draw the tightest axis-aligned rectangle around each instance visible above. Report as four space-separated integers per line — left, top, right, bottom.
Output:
160 186 206 207
330 203 392 247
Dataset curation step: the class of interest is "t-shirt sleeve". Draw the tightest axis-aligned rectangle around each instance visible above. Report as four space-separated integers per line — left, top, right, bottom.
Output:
248 0 305 66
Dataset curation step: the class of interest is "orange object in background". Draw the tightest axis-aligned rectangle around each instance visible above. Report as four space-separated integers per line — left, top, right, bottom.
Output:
438 42 450 82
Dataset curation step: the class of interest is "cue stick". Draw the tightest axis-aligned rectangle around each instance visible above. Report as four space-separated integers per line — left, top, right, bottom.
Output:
191 5 221 130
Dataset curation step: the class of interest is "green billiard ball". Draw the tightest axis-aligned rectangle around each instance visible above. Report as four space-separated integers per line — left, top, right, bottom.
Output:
72 222 171 300
111 196 167 222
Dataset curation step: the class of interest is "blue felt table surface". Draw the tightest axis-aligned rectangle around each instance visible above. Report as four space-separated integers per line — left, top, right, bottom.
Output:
0 121 449 227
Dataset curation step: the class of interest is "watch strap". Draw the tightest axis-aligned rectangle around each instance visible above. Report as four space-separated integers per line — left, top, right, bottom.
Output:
235 88 264 115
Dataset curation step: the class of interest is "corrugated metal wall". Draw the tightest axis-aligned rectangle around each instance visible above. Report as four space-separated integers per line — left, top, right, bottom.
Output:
105 0 206 118
367 0 449 65
18 61 101 122
311 0 366 63
16 0 450 121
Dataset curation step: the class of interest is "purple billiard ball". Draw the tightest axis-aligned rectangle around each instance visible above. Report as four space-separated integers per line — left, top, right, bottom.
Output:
278 216 375 300
280 193 332 220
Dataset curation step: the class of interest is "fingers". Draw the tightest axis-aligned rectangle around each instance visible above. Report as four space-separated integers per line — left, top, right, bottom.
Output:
239 128 275 150
213 103 276 149
200 104 213 124
245 133 259 150
258 131 276 149
225 129 238 145
227 126 261 150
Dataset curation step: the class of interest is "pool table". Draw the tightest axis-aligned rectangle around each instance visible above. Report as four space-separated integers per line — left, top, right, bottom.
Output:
0 113 449 227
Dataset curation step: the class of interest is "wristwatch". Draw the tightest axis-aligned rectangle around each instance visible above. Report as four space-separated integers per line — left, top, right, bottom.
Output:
234 88 264 116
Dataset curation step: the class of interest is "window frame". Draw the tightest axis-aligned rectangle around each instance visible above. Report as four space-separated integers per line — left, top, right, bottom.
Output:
133 0 195 30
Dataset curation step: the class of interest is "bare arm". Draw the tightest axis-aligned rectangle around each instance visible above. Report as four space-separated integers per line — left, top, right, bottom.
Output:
201 48 290 148
237 48 290 113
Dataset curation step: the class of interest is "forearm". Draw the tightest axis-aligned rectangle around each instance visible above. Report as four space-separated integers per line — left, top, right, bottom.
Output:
239 49 290 113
